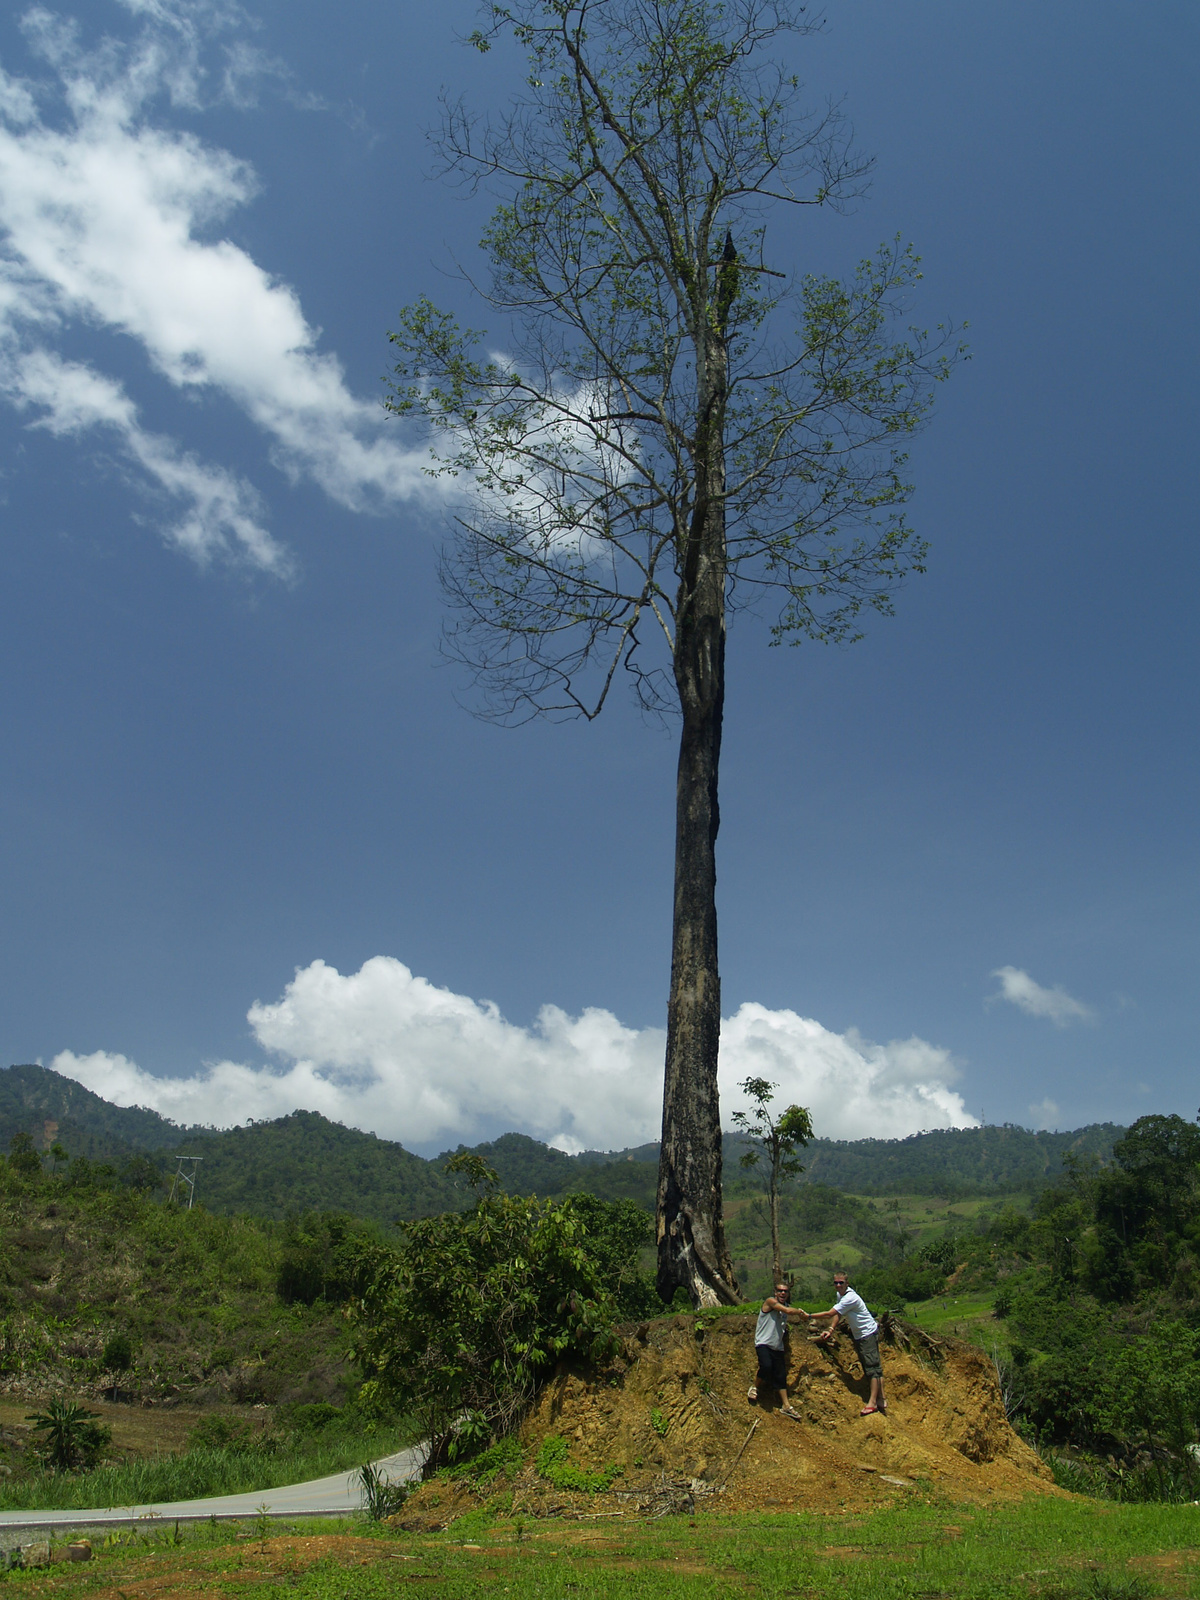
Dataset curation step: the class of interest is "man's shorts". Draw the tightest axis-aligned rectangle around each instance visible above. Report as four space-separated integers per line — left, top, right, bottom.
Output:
756 1343 788 1390
853 1332 883 1379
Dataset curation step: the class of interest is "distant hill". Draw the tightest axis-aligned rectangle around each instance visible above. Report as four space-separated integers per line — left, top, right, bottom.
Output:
788 1122 1125 1197
0 1063 196 1161
168 1110 462 1221
1 1063 1125 1222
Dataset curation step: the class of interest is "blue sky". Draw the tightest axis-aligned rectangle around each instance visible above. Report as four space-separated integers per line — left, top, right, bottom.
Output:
0 0 1196 1154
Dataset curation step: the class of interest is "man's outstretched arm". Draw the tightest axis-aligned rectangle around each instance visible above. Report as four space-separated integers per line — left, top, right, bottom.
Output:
763 1297 810 1320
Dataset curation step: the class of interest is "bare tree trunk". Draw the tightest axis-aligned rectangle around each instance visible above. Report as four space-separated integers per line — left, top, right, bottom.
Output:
770 1173 782 1286
656 326 740 1309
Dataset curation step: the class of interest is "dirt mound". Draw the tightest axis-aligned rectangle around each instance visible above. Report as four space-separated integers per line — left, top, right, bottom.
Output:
400 1312 1056 1526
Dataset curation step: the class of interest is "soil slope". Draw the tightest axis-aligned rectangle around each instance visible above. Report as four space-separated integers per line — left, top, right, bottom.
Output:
403 1312 1055 1525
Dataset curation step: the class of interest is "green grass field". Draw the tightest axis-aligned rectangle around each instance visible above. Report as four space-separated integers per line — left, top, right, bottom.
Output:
0 1420 416 1512
11 1497 1200 1599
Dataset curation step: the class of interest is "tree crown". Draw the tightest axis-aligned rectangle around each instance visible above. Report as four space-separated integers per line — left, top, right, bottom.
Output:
386 0 963 721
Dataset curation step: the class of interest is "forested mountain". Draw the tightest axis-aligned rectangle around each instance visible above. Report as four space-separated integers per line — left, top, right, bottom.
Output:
1 1062 1123 1223
791 1122 1123 1196
0 1063 197 1159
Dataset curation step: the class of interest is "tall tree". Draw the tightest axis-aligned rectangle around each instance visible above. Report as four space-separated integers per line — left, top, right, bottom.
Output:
386 0 961 1305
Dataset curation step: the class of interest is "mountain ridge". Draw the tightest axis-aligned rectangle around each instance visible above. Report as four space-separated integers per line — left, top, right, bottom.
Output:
1 1062 1123 1222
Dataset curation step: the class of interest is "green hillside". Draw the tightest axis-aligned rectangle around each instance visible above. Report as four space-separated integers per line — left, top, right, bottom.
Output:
788 1122 1124 1196
1 1064 1125 1227
0 1063 195 1161
0 1164 354 1408
163 1110 462 1220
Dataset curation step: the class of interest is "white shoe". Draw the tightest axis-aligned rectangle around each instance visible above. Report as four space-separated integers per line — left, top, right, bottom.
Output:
747 1384 757 1402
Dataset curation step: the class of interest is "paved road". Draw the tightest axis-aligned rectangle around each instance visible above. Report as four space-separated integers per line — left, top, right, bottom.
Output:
0 1443 426 1536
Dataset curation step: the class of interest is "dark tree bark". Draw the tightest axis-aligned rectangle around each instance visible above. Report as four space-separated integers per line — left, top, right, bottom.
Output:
657 325 740 1306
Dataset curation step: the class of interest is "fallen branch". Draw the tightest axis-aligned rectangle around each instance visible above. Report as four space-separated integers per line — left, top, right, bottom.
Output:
717 1419 759 1491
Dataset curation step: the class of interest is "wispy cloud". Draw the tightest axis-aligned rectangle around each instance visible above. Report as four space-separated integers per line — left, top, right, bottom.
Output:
7 348 285 570
0 1 436 570
1028 1097 1059 1130
51 957 978 1154
989 965 1094 1026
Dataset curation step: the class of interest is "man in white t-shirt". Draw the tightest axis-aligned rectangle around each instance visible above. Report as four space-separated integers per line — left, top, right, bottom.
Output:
808 1272 886 1416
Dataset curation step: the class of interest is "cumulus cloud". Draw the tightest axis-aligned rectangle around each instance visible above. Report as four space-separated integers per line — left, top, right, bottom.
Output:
989 966 1094 1026
51 956 977 1154
0 2 436 569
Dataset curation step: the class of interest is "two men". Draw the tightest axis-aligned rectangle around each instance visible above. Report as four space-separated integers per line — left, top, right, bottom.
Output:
751 1273 887 1419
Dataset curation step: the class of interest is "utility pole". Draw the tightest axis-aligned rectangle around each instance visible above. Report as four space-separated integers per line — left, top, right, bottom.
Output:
167 1155 202 1210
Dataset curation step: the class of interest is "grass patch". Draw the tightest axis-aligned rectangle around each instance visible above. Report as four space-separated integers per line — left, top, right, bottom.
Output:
9 1496 1200 1599
0 1418 415 1510
904 1289 999 1334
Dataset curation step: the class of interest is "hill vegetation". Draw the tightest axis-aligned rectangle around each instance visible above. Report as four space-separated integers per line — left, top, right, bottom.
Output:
3 1057 1200 1507
0 1064 195 1162
0 1144 357 1409
1 1065 1123 1227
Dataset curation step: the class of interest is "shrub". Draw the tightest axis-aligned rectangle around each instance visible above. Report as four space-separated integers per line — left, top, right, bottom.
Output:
276 1213 373 1307
280 1401 342 1434
102 1332 134 1372
446 1435 524 1484
187 1415 260 1454
7 1132 41 1182
359 1459 409 1520
349 1156 625 1467
26 1400 110 1472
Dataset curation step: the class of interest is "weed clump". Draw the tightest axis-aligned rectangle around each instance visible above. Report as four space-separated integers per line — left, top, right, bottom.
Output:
534 1435 622 1493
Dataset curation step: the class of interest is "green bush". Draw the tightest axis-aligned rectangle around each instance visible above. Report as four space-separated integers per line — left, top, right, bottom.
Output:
187 1415 263 1454
276 1212 375 1306
280 1401 342 1434
102 1332 134 1372
446 1435 524 1484
349 1156 630 1466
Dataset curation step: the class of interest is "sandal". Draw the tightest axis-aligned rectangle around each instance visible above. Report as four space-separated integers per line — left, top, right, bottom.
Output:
859 1405 879 1415
746 1385 757 1402
781 1406 803 1421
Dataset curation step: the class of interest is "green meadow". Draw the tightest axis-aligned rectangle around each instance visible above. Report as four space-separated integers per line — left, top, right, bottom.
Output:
8 1498 1200 1599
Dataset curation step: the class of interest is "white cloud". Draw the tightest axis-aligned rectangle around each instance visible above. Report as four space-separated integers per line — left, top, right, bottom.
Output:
50 956 977 1154
719 1005 976 1145
0 2 437 569
989 965 1094 1026
5 348 285 569
1029 1097 1059 1131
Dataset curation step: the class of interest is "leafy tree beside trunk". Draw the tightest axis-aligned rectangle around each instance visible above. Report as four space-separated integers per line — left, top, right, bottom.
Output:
731 1076 813 1283
386 0 961 1305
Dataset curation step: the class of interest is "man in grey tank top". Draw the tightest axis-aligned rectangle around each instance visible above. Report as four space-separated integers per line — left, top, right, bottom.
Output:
747 1282 808 1420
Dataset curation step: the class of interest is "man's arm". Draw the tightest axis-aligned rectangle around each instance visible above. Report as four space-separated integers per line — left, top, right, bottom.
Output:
763 1298 810 1320
808 1308 842 1339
